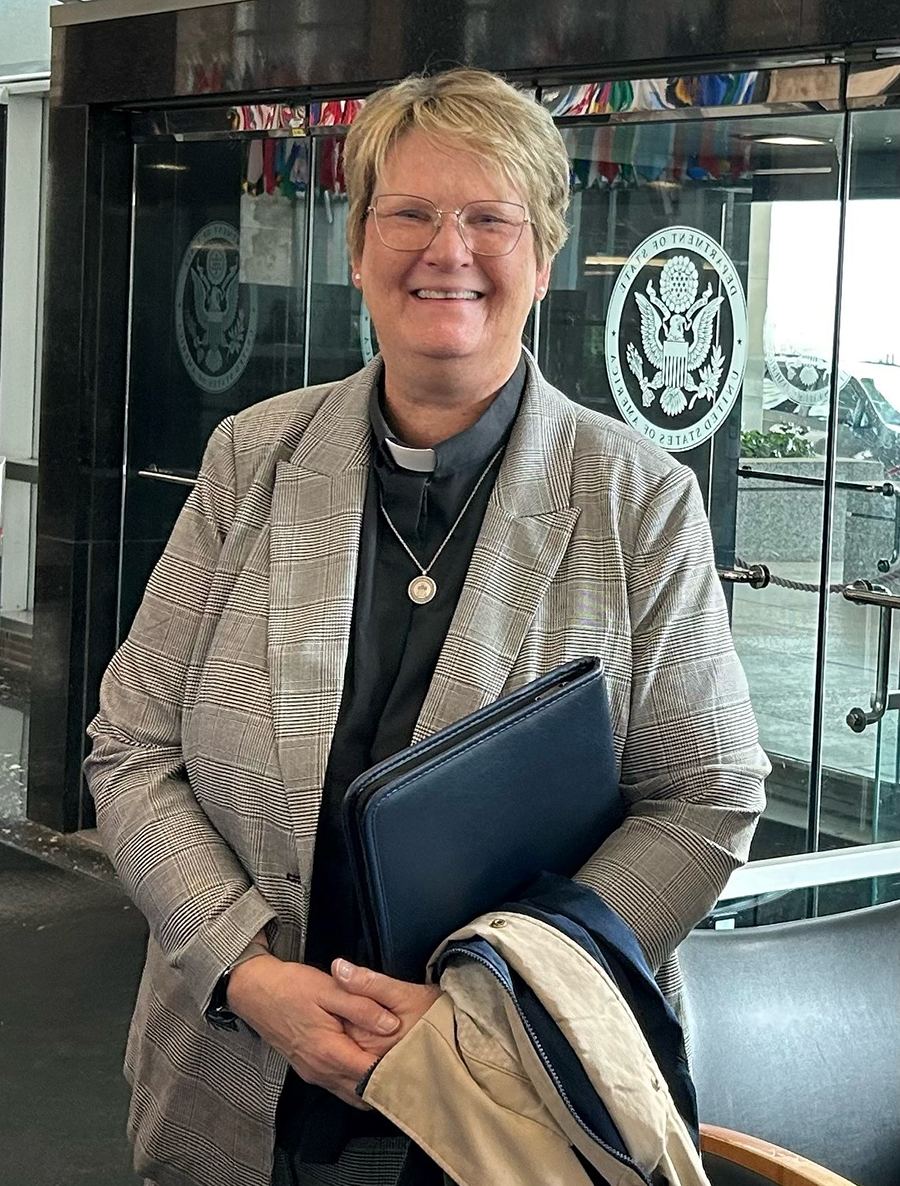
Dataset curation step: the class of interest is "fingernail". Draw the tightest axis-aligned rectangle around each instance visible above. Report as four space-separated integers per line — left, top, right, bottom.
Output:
335 959 352 980
377 1014 400 1035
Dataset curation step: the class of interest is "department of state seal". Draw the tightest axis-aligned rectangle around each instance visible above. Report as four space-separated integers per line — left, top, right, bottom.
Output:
605 227 748 452
763 317 847 408
175 221 258 393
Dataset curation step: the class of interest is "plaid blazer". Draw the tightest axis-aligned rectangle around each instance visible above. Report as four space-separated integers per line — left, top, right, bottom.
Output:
85 353 768 1186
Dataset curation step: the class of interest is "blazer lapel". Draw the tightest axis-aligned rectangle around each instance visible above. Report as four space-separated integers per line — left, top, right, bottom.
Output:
412 357 580 743
268 363 376 849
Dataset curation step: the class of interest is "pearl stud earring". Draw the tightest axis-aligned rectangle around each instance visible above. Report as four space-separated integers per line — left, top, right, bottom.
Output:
353 272 361 281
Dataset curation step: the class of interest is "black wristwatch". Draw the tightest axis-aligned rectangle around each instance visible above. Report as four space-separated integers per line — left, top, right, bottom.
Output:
206 969 239 1031
205 940 270 1030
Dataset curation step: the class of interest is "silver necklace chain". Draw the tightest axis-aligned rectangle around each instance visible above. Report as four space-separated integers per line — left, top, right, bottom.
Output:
379 447 503 604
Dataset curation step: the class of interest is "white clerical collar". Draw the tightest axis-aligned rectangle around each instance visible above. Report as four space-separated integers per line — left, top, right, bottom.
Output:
384 437 436 472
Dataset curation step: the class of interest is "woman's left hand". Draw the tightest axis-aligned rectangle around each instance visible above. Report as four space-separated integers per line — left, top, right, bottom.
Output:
331 959 441 1059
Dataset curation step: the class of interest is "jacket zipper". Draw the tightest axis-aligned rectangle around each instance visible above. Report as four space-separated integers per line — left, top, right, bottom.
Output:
452 948 653 1185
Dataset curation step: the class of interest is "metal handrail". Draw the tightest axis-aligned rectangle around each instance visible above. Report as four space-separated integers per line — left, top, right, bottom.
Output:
717 562 771 589
842 580 900 732
737 466 896 496
842 579 900 611
718 839 900 901
137 467 198 488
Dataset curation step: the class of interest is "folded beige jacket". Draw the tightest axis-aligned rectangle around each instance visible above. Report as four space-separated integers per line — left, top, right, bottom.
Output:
363 911 711 1186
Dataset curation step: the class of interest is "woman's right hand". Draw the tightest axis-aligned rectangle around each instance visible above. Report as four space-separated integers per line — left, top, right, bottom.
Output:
225 954 401 1108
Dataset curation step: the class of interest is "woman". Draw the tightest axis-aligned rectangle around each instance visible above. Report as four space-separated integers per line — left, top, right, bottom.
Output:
85 68 769 1186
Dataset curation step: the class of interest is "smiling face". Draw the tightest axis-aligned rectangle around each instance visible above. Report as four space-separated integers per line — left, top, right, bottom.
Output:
352 130 550 393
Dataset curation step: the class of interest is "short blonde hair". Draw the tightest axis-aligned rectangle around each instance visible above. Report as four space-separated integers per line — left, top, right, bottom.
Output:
343 69 570 269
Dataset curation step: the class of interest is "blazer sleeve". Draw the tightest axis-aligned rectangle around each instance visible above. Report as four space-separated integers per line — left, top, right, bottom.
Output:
84 417 277 1016
576 464 770 973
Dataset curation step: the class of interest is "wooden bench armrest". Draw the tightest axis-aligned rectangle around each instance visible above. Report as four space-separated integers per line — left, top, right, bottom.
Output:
700 1124 859 1186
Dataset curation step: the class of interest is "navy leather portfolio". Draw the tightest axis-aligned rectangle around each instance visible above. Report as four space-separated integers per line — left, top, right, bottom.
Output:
342 655 622 981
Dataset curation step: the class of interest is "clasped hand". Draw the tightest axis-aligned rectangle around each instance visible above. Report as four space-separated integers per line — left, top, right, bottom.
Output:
226 954 440 1109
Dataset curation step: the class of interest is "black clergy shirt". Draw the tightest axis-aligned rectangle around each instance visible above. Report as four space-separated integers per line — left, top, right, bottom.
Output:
276 355 526 1165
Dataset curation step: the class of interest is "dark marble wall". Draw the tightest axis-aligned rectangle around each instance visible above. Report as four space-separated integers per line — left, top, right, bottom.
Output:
31 108 132 830
805 0 900 46
31 0 900 828
51 0 900 108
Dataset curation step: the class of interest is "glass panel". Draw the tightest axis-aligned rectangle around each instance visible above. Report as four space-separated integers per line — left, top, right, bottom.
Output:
820 109 900 866
0 104 5 315
702 869 900 928
0 0 51 76
307 131 369 385
0 477 34 821
121 135 309 633
740 192 842 862
541 65 840 120
0 94 43 821
542 111 845 869
308 99 365 128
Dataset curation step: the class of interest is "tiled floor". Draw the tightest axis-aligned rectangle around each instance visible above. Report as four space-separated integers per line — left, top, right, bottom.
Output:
0 841 147 1186
0 665 29 821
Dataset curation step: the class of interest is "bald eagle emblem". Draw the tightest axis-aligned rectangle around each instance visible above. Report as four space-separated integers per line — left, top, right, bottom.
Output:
625 254 725 417
187 244 241 376
175 221 258 394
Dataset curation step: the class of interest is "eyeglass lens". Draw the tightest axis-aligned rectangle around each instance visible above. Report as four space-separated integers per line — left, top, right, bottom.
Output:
371 195 527 256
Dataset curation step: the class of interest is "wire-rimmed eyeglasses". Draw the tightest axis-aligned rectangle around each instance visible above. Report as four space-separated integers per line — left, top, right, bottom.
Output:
367 194 531 257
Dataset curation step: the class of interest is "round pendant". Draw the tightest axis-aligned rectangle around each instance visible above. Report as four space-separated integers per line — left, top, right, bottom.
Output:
408 575 437 604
